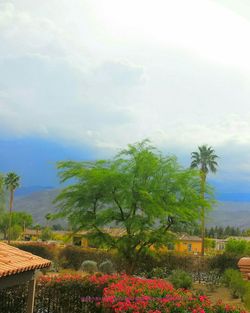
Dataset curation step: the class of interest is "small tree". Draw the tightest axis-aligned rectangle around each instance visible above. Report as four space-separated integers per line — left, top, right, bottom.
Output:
41 227 53 241
225 239 249 255
55 140 210 273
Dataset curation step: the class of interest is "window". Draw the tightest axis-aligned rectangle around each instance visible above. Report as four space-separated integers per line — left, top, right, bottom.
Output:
188 243 192 252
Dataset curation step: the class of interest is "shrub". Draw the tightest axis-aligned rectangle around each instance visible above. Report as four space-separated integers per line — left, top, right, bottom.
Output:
169 269 192 289
12 243 55 260
99 260 115 274
223 269 248 299
41 227 53 241
225 239 248 255
80 260 98 273
209 253 240 273
148 266 168 278
243 283 250 310
101 274 246 313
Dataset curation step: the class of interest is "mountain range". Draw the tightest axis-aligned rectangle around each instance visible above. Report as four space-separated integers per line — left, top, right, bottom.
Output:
12 187 250 229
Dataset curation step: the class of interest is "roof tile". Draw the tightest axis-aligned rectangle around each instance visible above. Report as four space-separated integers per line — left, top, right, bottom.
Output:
0 242 51 278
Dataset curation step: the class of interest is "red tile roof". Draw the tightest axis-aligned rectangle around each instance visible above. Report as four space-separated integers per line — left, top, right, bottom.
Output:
0 242 51 278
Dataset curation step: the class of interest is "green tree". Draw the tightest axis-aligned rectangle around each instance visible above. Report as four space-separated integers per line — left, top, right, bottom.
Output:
41 227 53 241
55 140 209 273
13 211 33 233
0 211 32 239
45 213 53 227
4 172 20 244
191 145 218 256
225 239 249 255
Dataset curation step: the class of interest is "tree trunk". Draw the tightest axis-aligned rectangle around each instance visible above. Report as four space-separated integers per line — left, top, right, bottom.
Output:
200 172 206 256
8 189 14 245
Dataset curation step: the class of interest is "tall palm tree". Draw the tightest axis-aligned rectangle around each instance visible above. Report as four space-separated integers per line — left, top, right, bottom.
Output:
191 145 218 256
0 173 5 214
5 172 20 244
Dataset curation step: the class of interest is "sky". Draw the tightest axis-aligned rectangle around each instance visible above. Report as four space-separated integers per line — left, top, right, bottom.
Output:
1 0 250 192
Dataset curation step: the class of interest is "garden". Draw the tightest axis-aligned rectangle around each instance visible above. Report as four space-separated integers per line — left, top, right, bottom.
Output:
0 272 249 313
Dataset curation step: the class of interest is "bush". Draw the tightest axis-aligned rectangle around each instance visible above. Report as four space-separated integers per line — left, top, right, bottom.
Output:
102 274 246 313
41 227 53 241
223 269 248 299
58 246 119 270
148 266 168 278
169 269 193 289
243 284 250 310
209 253 240 273
99 260 115 274
225 239 249 255
13 243 55 260
80 260 98 273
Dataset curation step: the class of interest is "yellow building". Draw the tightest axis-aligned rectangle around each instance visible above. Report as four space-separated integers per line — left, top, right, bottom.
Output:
23 228 202 254
72 230 202 254
168 235 202 254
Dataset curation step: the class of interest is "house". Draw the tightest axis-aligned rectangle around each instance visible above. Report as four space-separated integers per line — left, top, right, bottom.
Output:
23 228 202 254
0 242 51 313
214 236 250 251
165 235 202 254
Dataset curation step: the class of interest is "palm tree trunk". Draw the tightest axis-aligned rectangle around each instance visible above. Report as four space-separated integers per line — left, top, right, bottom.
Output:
200 172 206 256
8 189 14 244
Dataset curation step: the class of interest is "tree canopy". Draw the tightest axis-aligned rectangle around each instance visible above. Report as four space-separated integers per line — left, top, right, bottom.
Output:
55 140 210 272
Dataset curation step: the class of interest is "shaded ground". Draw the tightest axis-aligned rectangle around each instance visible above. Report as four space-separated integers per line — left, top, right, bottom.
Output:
193 283 248 311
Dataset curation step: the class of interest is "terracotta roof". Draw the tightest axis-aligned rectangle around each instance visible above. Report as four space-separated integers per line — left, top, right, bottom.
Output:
0 242 51 278
178 234 202 242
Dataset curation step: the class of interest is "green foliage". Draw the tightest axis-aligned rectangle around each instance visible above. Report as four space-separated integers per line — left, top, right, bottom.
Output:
209 253 240 273
10 224 22 240
169 269 193 289
4 172 20 192
191 145 218 175
55 140 209 272
58 246 118 270
149 266 168 278
225 239 250 255
99 260 115 274
204 238 216 249
207 226 244 239
13 243 55 260
80 260 98 273
243 284 250 310
0 173 5 213
41 227 53 241
223 269 248 300
0 211 33 239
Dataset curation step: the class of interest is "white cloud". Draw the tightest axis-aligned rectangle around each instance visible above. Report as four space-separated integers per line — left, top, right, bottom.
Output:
1 0 250 182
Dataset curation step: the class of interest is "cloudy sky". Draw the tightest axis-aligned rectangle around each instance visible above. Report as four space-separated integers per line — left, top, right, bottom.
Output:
1 0 250 190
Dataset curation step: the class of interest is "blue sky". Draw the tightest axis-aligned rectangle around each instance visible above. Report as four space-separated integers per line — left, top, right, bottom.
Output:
1 0 250 194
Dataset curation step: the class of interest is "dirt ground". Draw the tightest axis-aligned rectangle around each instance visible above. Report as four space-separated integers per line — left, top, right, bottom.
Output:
193 283 248 312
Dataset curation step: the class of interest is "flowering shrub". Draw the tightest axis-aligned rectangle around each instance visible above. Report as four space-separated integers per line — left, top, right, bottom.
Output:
0 273 246 313
100 275 247 313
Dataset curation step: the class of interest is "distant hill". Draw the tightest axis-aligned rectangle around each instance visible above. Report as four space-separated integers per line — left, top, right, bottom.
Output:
15 186 54 197
13 188 250 229
14 189 61 225
207 201 250 228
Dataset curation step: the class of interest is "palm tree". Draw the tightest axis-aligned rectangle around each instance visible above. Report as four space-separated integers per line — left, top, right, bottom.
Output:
0 173 5 214
4 172 20 244
191 145 218 256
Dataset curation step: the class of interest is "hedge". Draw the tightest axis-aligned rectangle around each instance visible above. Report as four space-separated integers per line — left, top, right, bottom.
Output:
13 243 241 274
